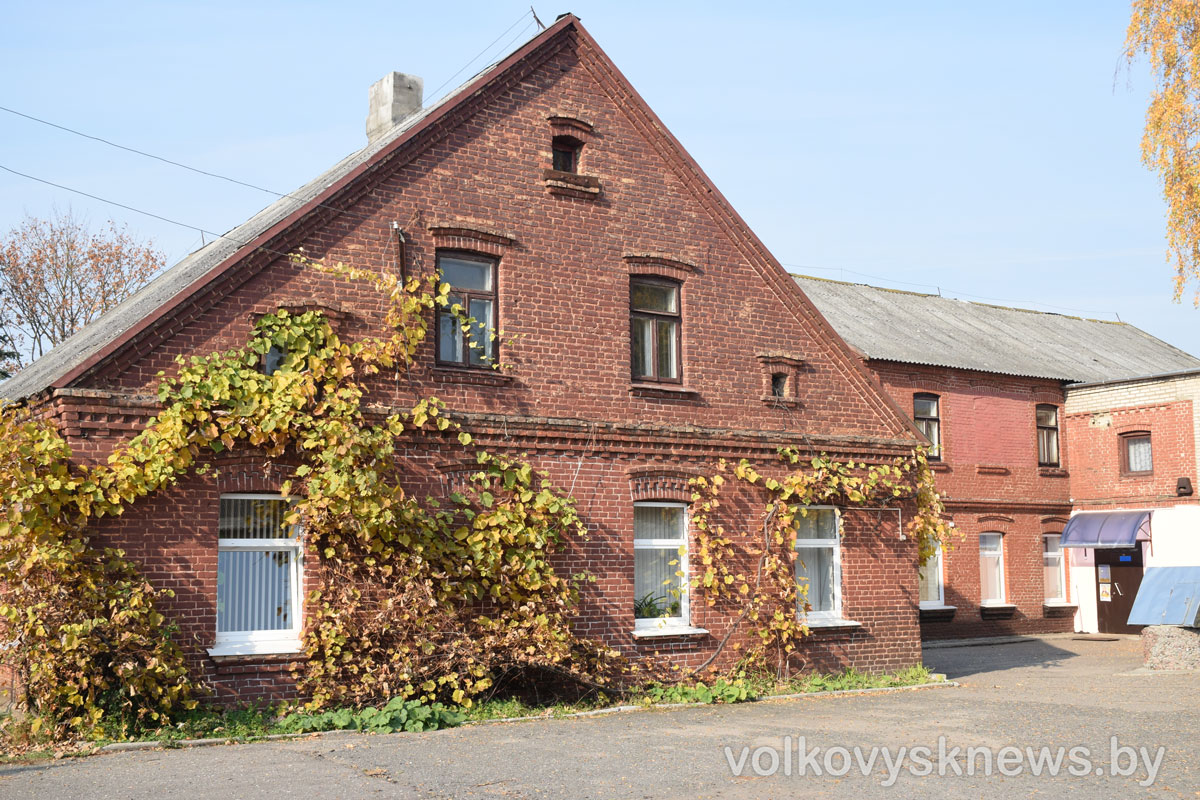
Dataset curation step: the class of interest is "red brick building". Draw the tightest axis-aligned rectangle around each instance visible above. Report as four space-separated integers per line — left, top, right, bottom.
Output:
795 275 1200 639
1062 370 1200 634
2 17 930 702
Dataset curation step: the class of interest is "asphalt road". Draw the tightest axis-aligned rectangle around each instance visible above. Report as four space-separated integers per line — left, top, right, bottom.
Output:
2 635 1197 798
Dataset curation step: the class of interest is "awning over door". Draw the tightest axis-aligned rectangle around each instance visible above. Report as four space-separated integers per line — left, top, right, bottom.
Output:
1128 567 1200 627
1060 510 1152 549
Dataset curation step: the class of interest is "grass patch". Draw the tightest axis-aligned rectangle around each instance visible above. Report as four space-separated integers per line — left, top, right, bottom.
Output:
1 664 940 760
750 664 936 696
119 706 283 743
461 694 615 722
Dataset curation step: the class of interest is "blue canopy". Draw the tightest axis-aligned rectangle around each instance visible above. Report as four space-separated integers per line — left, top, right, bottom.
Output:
1060 510 1151 549
1128 567 1200 627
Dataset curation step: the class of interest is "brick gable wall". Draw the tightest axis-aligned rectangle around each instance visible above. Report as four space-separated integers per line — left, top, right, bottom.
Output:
34 24 926 703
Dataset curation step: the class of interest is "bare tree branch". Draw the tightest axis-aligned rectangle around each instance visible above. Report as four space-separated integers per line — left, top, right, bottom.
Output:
0 209 163 371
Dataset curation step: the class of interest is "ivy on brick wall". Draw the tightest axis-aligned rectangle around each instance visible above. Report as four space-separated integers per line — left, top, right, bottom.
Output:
0 255 951 743
0 261 621 741
687 448 953 680
0 405 196 740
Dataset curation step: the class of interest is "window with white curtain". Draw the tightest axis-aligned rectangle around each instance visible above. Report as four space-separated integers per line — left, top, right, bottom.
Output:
214 494 303 655
919 543 945 607
1122 433 1153 476
979 532 1006 605
633 503 688 629
794 507 842 624
1043 533 1066 602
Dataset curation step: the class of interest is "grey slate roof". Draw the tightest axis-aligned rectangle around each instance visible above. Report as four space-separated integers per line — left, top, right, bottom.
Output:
794 274 1200 384
0 54 507 402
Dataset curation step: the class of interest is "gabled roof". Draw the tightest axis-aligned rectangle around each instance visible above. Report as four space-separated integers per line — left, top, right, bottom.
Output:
2 16 920 444
0 17 564 402
793 274 1200 384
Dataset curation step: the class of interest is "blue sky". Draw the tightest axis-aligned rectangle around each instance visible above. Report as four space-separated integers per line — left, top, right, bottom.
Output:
3 2 1195 356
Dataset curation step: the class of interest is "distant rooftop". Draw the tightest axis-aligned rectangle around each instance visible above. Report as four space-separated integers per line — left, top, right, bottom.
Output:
794 274 1200 384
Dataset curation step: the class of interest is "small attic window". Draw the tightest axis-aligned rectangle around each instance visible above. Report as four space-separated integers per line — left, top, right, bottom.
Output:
771 373 788 397
552 135 582 173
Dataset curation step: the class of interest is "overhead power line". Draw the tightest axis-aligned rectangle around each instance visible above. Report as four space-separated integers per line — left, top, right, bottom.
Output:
424 11 536 105
0 8 540 228
0 162 308 265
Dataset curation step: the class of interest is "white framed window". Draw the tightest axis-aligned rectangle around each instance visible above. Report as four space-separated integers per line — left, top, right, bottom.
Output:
1043 533 1066 602
794 507 842 624
914 393 941 460
979 532 1006 605
919 543 945 608
212 493 303 656
633 502 689 630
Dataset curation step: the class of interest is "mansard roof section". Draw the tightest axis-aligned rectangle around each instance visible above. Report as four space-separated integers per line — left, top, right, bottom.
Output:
794 274 1200 384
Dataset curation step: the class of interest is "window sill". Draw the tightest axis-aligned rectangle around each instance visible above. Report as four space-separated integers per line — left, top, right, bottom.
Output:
630 383 700 399
543 169 602 199
927 461 950 472
760 396 801 407
979 603 1017 620
804 618 862 631
919 604 957 623
1038 466 1068 477
432 365 514 386
1043 601 1078 615
207 640 303 658
631 625 709 639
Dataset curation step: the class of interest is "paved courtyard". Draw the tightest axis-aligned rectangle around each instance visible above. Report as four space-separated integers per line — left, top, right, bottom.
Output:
1 635 1197 798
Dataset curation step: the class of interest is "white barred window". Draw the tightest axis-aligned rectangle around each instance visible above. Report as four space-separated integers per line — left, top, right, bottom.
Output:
212 494 303 656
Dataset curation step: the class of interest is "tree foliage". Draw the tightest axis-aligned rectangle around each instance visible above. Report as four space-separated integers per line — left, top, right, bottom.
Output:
1126 0 1200 302
0 210 163 368
0 314 17 380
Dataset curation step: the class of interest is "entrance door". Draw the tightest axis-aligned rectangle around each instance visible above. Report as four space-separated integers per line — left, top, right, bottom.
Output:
1095 547 1145 634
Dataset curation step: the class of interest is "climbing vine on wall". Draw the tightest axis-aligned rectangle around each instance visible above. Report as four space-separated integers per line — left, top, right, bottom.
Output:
0 252 952 742
0 260 627 740
687 448 953 680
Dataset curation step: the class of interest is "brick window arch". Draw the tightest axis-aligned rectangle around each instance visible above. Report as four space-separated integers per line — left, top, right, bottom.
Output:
628 467 696 503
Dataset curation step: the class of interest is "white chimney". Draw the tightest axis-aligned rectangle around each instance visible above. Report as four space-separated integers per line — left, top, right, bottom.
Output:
366 72 423 144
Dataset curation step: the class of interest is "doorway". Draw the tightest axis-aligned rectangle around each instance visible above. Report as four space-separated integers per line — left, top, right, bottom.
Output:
1094 547 1145 634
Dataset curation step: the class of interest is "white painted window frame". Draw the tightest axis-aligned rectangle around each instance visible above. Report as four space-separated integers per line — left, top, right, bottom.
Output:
633 501 691 632
1042 533 1067 603
794 506 843 625
919 542 946 608
979 532 1006 606
210 493 304 657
